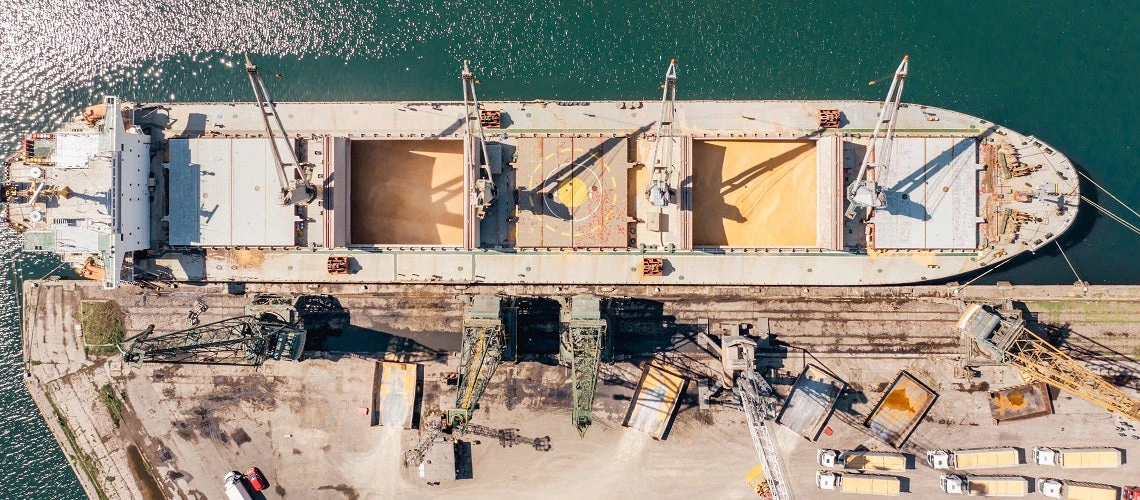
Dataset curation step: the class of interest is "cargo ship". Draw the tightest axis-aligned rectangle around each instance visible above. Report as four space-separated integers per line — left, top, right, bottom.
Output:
2 57 1079 288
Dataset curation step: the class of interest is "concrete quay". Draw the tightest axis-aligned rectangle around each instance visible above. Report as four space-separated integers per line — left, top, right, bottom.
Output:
20 280 1140 499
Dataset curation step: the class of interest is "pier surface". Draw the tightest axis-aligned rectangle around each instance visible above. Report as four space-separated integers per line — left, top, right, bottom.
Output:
22 282 1140 499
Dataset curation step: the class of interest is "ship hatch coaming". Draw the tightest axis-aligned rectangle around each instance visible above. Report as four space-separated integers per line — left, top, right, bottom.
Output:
867 137 981 250
692 139 824 248
348 139 465 246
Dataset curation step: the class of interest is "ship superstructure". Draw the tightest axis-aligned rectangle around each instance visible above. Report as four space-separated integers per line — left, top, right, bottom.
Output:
3 58 1080 288
4 97 150 288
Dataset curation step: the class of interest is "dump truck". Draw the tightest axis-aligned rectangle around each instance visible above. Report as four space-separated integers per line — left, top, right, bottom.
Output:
1038 478 1121 500
927 448 1021 469
224 471 253 500
1033 447 1122 468
816 471 901 496
940 474 1028 497
818 449 907 471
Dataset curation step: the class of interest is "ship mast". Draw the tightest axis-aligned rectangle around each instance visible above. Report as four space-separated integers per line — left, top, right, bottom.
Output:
462 61 497 219
845 55 908 219
244 54 316 206
646 59 679 207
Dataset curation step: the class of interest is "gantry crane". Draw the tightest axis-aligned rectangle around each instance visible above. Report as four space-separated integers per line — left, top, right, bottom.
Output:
447 295 510 432
244 54 317 206
559 295 609 437
735 371 790 500
118 301 306 366
845 55 909 219
958 303 1140 420
462 61 497 219
407 295 513 468
645 59 679 207
119 293 303 369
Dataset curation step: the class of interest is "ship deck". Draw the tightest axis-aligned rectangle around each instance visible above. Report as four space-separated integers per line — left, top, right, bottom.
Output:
4 98 1081 286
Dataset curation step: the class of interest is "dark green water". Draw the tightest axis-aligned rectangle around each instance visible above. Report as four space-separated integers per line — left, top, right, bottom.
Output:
2 1 1138 497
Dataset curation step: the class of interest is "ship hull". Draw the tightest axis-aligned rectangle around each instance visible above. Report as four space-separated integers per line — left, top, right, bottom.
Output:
5 98 1080 287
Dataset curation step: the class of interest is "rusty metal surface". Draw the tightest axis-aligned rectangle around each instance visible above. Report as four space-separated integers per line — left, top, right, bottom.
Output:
622 362 687 439
775 363 846 440
516 136 628 248
988 381 1053 422
864 371 938 448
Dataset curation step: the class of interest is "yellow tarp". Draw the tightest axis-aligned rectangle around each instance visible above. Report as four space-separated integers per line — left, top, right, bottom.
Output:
625 363 686 439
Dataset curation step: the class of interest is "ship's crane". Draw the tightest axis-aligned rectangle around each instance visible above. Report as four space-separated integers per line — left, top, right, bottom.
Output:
845 56 909 219
958 303 1140 420
244 54 317 206
645 59 679 207
462 61 497 219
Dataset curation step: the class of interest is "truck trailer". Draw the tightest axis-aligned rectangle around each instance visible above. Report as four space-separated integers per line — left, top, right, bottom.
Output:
816 471 901 496
927 448 1021 470
1033 447 1122 468
940 474 1028 497
818 449 908 471
1038 478 1121 500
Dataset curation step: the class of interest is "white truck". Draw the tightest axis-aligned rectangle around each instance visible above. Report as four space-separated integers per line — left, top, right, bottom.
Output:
927 448 1021 469
818 449 908 471
816 471 901 496
1033 447 1122 468
224 471 253 500
1037 478 1121 500
940 474 1028 497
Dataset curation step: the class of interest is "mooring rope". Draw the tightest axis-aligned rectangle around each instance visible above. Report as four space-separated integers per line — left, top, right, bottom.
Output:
953 256 1013 295
1055 240 1086 288
1078 170 1140 221
1081 195 1140 235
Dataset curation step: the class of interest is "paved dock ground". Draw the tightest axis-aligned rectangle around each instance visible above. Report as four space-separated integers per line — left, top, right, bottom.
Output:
21 281 1140 499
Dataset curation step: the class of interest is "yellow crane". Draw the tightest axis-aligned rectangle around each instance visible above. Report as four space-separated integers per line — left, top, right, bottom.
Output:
448 295 508 431
957 304 1140 420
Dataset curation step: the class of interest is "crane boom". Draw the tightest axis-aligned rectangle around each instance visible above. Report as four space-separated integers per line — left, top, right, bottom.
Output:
1005 331 1140 419
958 304 1140 420
244 54 316 206
735 370 791 500
448 295 507 433
117 315 306 366
845 56 908 218
646 59 679 207
563 294 607 437
462 61 497 219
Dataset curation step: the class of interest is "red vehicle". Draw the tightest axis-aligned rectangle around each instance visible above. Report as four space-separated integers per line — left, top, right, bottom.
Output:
245 467 269 492
1124 486 1140 500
